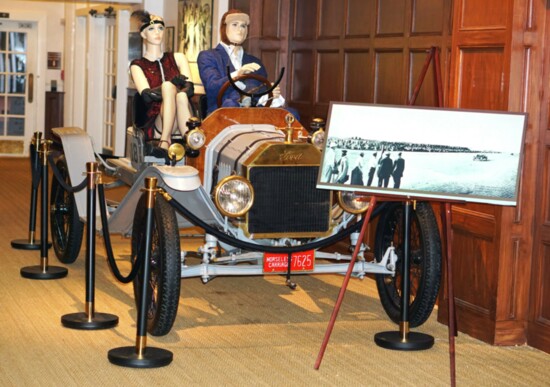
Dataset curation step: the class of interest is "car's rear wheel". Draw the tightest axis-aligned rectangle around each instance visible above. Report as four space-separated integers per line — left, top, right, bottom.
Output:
50 156 84 263
132 193 181 336
374 201 441 327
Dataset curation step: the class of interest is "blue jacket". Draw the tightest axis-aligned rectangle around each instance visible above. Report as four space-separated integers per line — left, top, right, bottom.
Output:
198 44 268 116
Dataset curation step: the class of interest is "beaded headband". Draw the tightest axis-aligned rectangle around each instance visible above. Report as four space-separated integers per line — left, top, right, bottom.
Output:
140 15 165 32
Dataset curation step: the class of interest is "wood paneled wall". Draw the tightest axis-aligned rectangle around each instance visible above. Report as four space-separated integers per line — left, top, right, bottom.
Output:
229 0 550 353
233 0 453 124
526 0 550 355
287 0 453 124
436 0 549 350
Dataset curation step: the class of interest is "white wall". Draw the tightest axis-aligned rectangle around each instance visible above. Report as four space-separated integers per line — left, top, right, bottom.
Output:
0 0 230 146
0 0 67 92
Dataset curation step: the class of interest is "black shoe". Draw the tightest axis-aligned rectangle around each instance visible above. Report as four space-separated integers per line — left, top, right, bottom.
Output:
150 146 170 165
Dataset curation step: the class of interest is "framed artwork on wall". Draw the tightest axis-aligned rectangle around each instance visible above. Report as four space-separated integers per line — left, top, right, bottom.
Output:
165 26 175 52
177 0 213 62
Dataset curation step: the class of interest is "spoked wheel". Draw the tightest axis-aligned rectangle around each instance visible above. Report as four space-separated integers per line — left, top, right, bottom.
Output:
374 201 441 327
50 156 84 263
131 193 181 336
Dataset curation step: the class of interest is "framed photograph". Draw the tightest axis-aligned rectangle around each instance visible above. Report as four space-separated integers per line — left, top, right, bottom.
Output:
178 0 213 62
165 26 175 53
317 103 527 206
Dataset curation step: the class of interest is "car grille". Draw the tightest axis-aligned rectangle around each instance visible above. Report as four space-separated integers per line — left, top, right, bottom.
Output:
246 166 331 237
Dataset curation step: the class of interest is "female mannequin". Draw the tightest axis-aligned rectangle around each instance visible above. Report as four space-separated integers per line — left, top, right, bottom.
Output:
130 10 194 150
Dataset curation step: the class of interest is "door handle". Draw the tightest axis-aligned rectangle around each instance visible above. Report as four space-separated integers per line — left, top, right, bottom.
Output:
28 73 34 103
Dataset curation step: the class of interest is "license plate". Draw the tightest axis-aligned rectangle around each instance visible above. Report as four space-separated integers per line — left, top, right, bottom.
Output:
263 250 315 273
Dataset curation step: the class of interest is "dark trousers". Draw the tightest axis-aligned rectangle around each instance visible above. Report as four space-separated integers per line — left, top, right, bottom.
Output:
378 176 390 188
393 176 402 189
367 168 375 186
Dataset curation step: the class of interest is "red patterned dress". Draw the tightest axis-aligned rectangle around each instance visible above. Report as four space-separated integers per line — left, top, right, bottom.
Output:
131 52 180 138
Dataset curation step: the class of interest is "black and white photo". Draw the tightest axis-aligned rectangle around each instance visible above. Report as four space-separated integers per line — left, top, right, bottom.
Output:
317 103 527 206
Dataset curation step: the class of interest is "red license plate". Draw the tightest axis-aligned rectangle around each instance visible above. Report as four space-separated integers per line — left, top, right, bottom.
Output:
263 250 315 273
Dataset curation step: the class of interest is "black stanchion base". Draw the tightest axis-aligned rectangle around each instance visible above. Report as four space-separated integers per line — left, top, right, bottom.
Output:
11 239 51 250
20 265 68 280
62 312 119 330
108 346 173 368
374 330 434 351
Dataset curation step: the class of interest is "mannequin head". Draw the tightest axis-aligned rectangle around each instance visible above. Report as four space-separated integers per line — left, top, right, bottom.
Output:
132 10 165 45
140 23 165 46
220 9 250 45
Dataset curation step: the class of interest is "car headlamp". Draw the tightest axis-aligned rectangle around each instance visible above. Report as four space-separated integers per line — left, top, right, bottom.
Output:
337 191 370 214
185 128 206 150
310 129 325 150
213 176 254 218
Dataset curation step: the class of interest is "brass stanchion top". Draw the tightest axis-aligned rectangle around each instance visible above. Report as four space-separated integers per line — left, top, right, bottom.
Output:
39 140 52 165
143 177 159 209
32 132 42 147
86 162 100 189
86 162 99 173
144 177 158 191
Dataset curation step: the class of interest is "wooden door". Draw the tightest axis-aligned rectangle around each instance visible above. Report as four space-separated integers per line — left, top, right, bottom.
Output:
527 0 550 355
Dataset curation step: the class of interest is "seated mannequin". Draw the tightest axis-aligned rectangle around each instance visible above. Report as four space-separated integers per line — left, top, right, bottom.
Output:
130 10 194 151
197 9 291 117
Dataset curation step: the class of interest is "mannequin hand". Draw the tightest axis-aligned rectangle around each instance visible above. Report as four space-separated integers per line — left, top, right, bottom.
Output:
141 88 162 104
181 81 195 98
170 74 188 89
237 63 261 77
272 85 281 99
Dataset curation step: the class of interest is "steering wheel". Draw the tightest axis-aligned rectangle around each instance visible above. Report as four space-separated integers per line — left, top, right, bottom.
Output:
217 67 285 108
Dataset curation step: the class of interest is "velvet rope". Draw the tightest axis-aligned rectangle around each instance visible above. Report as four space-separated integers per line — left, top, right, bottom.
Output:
47 154 87 193
165 191 387 254
97 183 143 283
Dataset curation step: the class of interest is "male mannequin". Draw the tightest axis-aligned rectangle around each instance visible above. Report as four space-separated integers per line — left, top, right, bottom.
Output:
197 9 285 116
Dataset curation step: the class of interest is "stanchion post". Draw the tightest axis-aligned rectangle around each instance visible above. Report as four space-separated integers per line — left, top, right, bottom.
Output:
12 132 51 250
374 200 434 350
61 162 118 329
20 140 68 280
108 177 173 368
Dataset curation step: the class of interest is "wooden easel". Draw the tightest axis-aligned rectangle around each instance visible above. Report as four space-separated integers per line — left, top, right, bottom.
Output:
315 47 458 387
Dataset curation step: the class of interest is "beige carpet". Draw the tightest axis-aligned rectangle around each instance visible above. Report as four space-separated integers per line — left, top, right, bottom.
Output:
1 157 549 386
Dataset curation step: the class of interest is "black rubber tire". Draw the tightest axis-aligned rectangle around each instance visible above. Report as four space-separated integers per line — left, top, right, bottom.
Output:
132 193 181 336
374 201 441 327
50 157 84 263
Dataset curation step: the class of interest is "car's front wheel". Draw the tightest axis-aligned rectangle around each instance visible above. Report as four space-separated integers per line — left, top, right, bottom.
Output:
50 156 84 263
132 193 181 336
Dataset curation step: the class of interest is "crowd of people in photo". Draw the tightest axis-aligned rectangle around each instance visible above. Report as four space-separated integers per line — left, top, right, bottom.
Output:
332 137 472 154
323 139 406 189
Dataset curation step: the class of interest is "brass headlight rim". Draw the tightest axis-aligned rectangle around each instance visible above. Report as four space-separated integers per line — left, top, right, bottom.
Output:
310 129 325 150
336 191 370 215
213 175 255 218
185 128 206 150
168 143 185 162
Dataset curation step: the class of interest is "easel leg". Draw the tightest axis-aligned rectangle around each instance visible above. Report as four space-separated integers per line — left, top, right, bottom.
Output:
314 196 377 370
444 202 456 386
